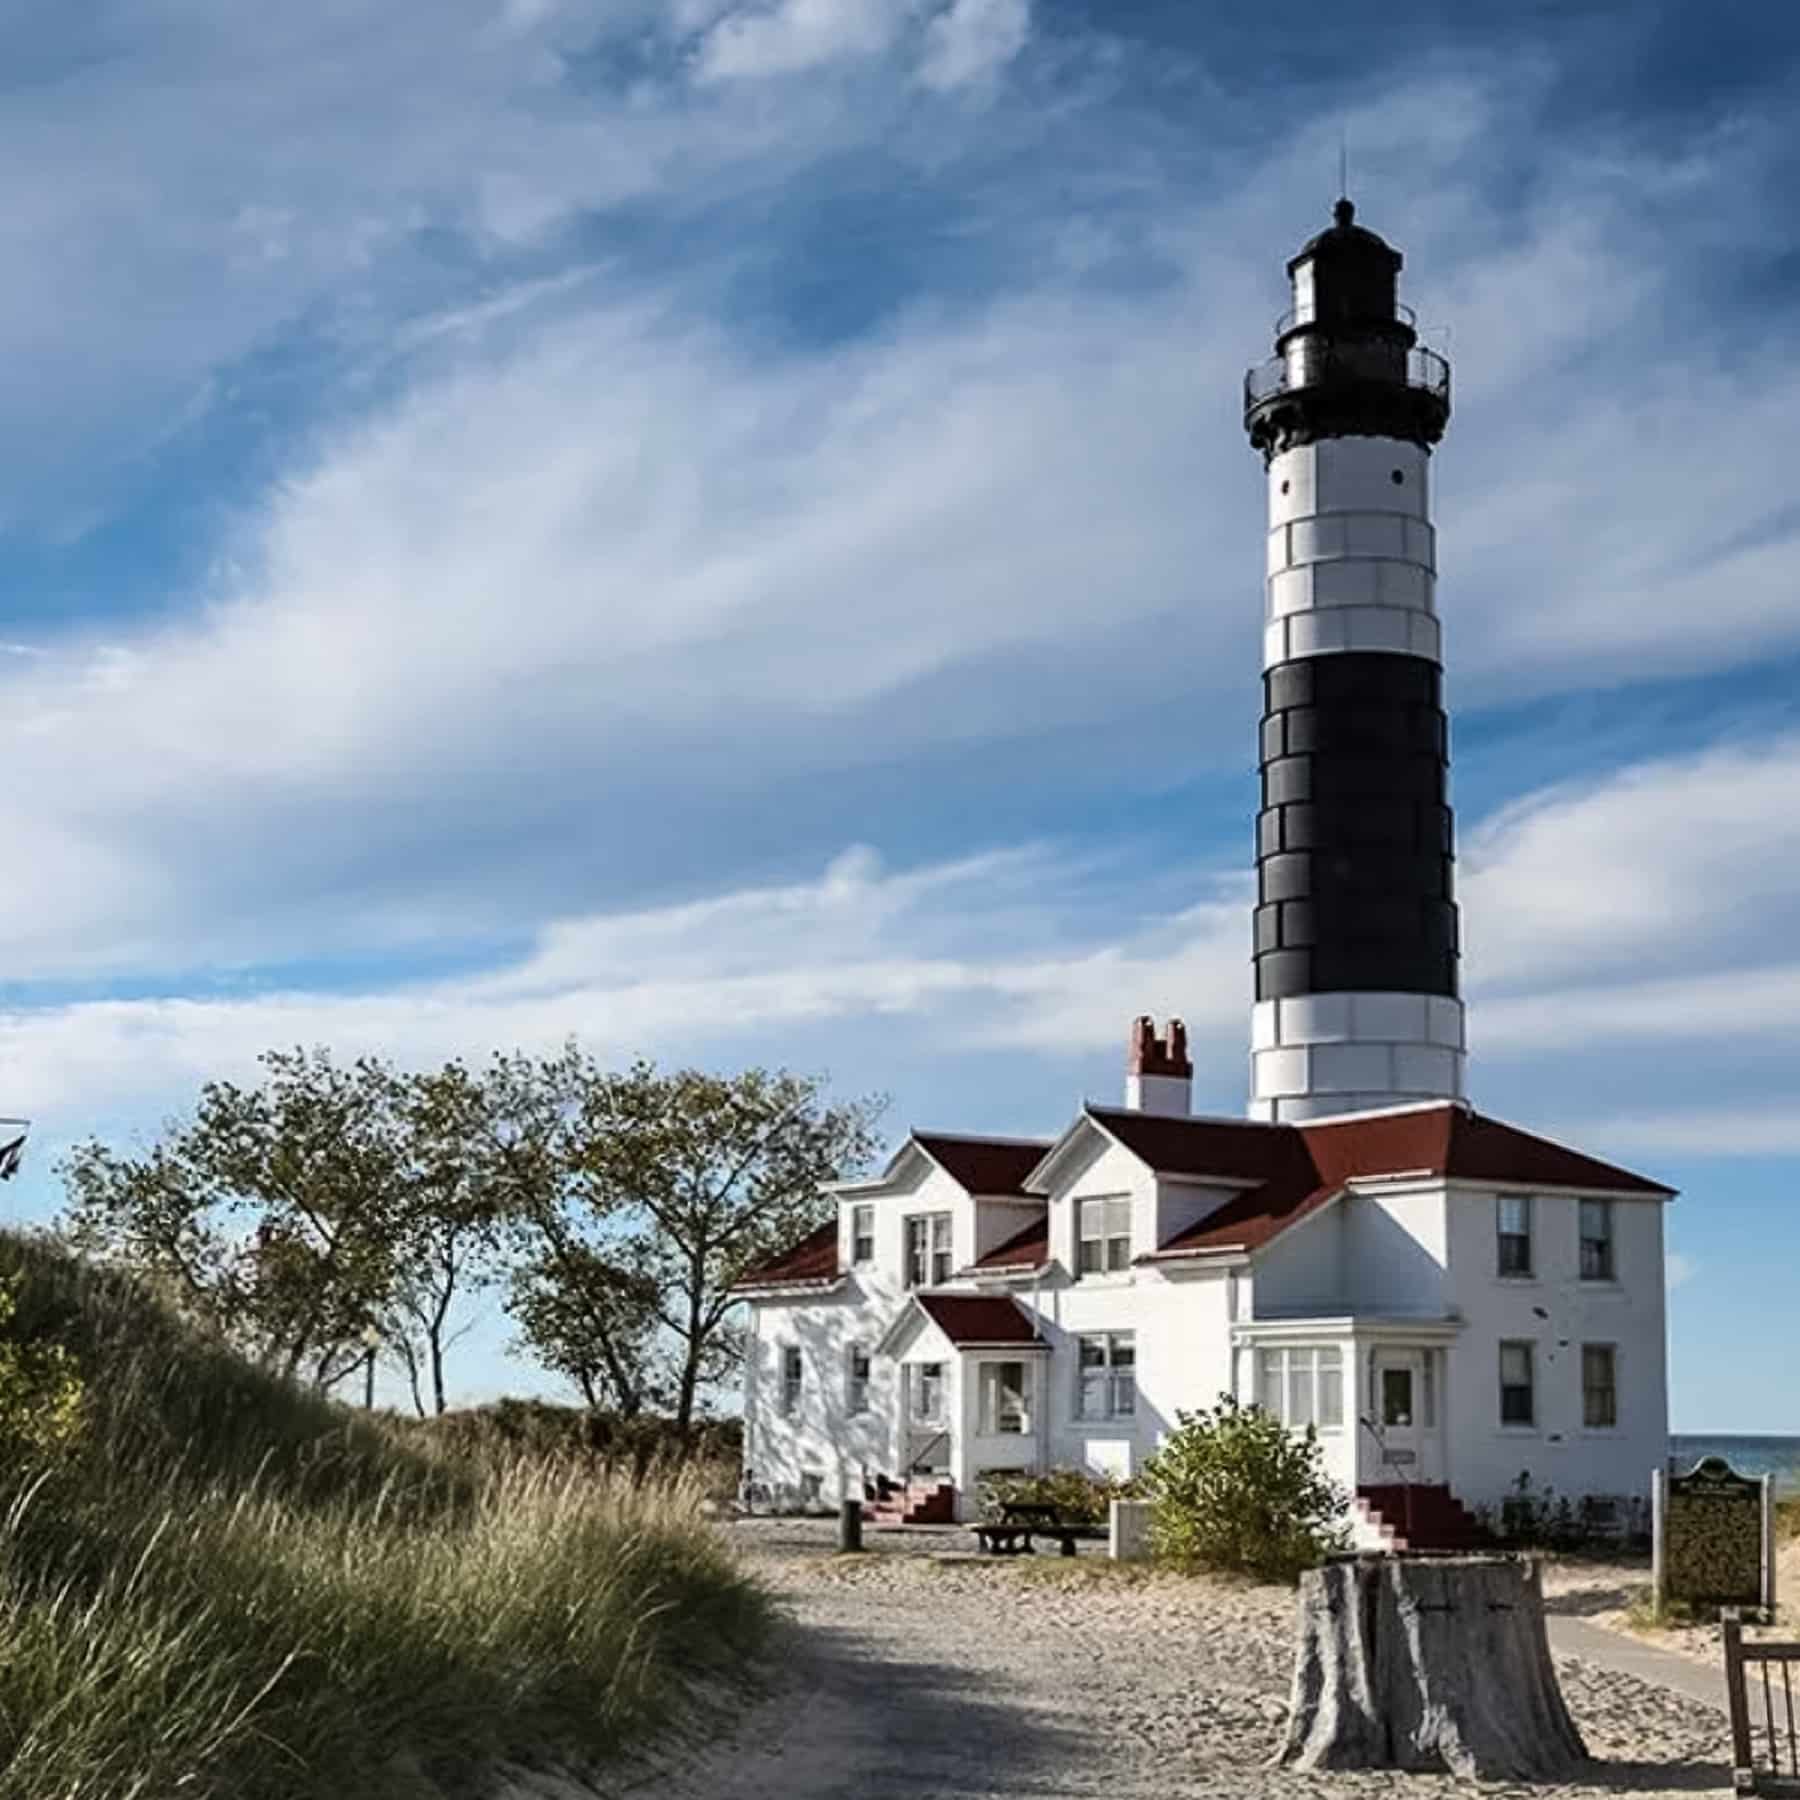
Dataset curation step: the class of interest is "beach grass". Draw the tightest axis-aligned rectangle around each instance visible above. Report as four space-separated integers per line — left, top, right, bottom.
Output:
0 1231 766 1800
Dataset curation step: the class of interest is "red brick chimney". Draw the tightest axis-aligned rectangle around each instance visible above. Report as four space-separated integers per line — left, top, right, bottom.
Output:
1126 1015 1192 1116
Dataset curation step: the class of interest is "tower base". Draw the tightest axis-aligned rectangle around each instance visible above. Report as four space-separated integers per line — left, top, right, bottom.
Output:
1249 992 1465 1122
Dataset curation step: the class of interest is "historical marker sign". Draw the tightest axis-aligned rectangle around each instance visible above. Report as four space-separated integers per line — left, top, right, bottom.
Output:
1653 1457 1775 1615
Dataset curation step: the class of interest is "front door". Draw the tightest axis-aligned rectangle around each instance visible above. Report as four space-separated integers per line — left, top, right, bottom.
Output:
1367 1347 1442 1483
903 1361 949 1474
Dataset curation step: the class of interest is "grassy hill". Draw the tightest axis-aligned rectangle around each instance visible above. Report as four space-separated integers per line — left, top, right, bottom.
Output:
0 1231 767 1800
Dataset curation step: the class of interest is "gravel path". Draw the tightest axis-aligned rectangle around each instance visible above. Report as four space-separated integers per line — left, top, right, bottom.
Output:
593 1521 1734 1799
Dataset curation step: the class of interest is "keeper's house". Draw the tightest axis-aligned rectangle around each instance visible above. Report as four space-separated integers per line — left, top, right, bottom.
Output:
732 200 1674 1546
732 1021 1671 1542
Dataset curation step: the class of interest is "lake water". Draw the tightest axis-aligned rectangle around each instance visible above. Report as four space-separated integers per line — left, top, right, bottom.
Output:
1670 1434 1800 1496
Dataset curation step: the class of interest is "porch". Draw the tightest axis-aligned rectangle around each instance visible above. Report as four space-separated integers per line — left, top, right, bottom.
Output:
877 1293 1053 1521
1232 1312 1474 1546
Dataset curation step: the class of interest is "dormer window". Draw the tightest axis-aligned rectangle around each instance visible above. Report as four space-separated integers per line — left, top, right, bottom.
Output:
850 1203 875 1266
1078 1197 1132 1276
906 1214 952 1289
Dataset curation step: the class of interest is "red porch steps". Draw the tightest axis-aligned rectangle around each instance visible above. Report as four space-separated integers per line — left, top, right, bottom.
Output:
863 1479 955 1525
1355 1483 1487 1552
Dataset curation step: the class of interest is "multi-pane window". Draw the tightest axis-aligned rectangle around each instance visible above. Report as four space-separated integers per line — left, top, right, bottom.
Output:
905 1213 953 1288
850 1203 875 1266
1076 1333 1135 1420
1497 1195 1533 1277
1499 1341 1535 1426
1582 1344 1618 1429
846 1344 871 1414
1255 1346 1344 1430
979 1360 1031 1435
1579 1200 1615 1281
1078 1197 1132 1275
780 1345 803 1416
912 1361 944 1423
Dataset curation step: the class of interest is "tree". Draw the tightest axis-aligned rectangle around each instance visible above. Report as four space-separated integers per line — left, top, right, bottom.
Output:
563 1058 883 1432
381 1059 515 1416
57 1048 410 1388
1140 1393 1347 1581
505 1243 664 1414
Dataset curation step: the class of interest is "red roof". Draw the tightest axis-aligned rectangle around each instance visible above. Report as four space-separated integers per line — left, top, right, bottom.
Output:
967 1211 1049 1272
1133 1102 1672 1259
913 1133 1052 1195
730 1222 840 1290
915 1293 1045 1346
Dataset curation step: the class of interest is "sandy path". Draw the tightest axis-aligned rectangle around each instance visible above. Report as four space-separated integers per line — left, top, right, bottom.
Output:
590 1522 1735 1799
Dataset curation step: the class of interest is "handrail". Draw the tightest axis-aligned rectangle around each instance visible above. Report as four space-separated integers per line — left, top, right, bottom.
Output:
1359 1411 1417 1543
908 1428 950 1475
1244 344 1450 411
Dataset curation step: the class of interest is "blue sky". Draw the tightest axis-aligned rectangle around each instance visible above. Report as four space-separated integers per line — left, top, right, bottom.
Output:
0 0 1794 1430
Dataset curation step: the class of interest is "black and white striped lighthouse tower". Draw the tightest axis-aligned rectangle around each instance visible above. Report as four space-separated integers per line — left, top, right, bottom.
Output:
1242 199 1464 1122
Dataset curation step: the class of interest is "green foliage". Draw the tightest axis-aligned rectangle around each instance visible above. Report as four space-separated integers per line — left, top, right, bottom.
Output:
58 1048 415 1389
0 1272 84 1461
975 1466 1135 1526
541 1053 885 1429
1140 1393 1347 1582
0 1231 765 1800
1777 1497 1800 1542
56 1042 884 1430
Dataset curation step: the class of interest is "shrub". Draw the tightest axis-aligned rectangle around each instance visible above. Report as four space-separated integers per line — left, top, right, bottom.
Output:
975 1466 1135 1526
0 1272 83 1461
1139 1393 1347 1581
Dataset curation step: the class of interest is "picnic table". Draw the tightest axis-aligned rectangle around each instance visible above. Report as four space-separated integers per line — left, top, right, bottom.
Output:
970 1500 1084 1557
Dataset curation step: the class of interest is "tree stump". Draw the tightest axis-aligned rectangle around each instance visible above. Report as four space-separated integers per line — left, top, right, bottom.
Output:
1274 1554 1587 1780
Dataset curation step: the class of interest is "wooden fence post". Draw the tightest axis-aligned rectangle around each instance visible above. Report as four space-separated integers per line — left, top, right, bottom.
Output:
1723 1609 1756 1795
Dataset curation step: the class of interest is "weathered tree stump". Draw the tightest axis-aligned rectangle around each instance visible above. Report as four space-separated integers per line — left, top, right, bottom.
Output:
1274 1554 1587 1780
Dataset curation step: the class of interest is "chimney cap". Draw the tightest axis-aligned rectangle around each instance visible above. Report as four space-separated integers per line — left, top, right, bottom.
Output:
1128 1015 1193 1080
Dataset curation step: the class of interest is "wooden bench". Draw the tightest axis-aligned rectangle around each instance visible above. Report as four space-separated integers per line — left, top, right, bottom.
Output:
971 1501 1083 1557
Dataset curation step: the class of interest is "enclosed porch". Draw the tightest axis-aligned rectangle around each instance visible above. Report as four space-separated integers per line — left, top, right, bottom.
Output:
1232 1314 1478 1548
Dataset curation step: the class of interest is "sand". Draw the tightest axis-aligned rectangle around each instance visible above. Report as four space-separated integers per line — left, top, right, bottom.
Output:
571 1519 1734 1799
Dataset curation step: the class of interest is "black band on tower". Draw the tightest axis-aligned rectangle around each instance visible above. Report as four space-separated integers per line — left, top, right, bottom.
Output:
1253 653 1459 1001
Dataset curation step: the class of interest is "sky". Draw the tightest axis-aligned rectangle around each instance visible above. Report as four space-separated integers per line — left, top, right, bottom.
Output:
0 0 1794 1431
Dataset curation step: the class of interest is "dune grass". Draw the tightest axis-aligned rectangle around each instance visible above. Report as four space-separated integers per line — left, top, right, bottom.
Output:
0 1232 767 1800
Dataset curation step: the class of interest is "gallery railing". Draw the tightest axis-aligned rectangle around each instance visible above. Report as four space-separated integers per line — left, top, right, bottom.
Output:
1244 343 1451 412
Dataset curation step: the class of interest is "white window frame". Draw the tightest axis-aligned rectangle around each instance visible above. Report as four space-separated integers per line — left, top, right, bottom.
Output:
1499 1339 1535 1427
979 1360 1031 1435
1254 1345 1345 1432
1497 1194 1533 1278
911 1361 944 1424
1581 1342 1618 1430
846 1343 871 1415
850 1203 876 1266
1075 1332 1135 1421
1578 1199 1615 1282
905 1213 953 1289
779 1344 803 1417
1077 1195 1132 1276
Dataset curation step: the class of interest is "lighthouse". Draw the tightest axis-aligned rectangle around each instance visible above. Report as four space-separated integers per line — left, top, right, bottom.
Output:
1242 199 1465 1123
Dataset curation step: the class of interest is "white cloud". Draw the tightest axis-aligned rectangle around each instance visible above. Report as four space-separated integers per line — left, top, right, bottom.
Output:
4 709 1799 1149
694 0 906 80
918 0 1030 91
1462 735 1800 996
